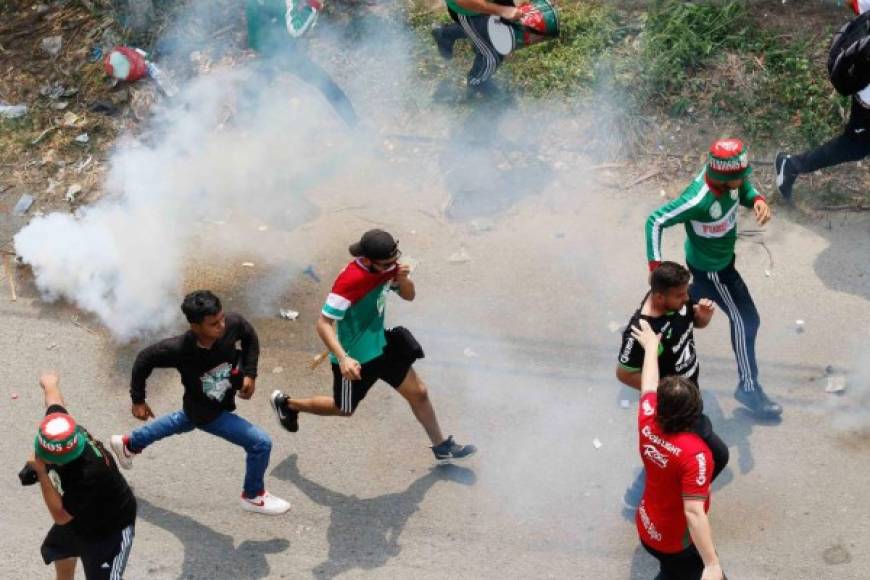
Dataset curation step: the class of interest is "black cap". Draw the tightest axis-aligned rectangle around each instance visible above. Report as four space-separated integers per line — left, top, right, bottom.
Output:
349 229 398 260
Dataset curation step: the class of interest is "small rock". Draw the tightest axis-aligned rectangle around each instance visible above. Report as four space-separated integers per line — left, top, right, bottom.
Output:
74 133 90 144
825 365 835 375
11 393 18 400
51 101 69 110
272 367 284 374
795 319 805 334
279 309 299 321
463 347 478 358
448 247 472 263
257 225 269 232
592 438 603 449
241 262 255 268
61 112 80 127
41 35 63 58
65 184 82 203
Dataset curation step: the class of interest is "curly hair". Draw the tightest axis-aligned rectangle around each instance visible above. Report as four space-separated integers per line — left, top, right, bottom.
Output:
656 376 703 433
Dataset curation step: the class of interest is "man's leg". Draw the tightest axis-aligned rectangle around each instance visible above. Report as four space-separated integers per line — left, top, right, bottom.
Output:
127 410 195 452
279 49 359 128
279 362 379 425
78 524 135 580
456 14 503 89
198 412 273 499
693 414 729 481
689 263 781 417
776 128 870 200
396 368 444 446
287 396 345 416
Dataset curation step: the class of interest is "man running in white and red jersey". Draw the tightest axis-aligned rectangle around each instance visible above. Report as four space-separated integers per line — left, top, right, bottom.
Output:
269 229 477 462
632 319 725 580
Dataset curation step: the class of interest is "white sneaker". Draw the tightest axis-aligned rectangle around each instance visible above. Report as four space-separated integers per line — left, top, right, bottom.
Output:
110 435 134 470
240 491 290 515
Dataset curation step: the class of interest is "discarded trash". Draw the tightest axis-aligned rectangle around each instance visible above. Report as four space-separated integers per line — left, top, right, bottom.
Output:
764 269 772 277
795 319 805 334
448 247 472 263
272 366 284 374
257 225 269 232
303 265 321 283
61 112 79 127
469 218 494 233
608 321 622 333
825 375 847 394
13 194 34 216
592 438 603 449
659 189 667 198
463 347 479 358
279 309 299 321
241 262 255 268
0 104 27 119
52 102 69 110
620 399 631 409
65 184 82 203
88 46 103 63
74 133 90 144
104 46 149 82
11 393 18 400
41 35 63 58
89 100 119 116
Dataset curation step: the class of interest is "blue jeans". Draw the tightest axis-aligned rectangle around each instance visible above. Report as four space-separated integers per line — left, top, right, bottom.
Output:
129 410 272 498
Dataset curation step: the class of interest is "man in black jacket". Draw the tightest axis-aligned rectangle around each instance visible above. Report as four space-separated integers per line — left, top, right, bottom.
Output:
30 372 136 580
109 290 290 515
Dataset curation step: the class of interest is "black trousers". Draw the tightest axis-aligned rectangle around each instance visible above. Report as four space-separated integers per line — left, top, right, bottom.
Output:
440 10 503 86
642 542 704 580
791 126 870 174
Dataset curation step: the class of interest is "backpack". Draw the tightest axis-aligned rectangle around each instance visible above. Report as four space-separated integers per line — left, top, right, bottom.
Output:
828 10 870 96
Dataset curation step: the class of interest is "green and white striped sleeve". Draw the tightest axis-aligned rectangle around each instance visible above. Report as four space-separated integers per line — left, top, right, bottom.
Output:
322 293 351 320
645 180 706 270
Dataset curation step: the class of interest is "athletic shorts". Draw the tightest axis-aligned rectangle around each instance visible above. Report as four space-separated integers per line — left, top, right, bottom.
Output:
332 344 414 414
41 522 135 579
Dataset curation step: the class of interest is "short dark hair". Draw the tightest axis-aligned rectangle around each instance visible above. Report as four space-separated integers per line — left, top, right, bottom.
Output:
181 290 222 324
651 261 691 294
656 376 703 433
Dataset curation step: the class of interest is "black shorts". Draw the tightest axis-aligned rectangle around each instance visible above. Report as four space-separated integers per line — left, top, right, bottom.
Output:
42 523 134 579
332 345 414 414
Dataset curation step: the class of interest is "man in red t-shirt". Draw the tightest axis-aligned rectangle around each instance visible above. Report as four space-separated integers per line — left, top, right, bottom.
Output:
631 320 725 580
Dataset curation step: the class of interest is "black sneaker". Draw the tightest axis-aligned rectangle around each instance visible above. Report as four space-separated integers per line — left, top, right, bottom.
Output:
270 390 299 433
432 436 477 462
735 385 782 418
431 25 454 60
774 152 797 202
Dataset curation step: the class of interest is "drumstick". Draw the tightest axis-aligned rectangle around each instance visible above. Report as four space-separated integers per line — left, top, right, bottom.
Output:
3 254 16 302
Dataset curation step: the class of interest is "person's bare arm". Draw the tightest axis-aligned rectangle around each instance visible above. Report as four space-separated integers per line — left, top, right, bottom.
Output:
631 320 661 395
454 0 522 19
684 500 724 580
316 314 361 380
39 372 65 408
616 366 642 390
393 264 415 302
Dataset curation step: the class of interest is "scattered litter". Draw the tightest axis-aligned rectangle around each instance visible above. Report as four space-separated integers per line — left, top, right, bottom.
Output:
13 194 34 216
73 156 93 173
620 399 631 409
0 104 27 119
303 265 321 283
592 438 603 449
764 269 772 277
61 112 80 127
31 126 58 145
104 46 149 82
11 393 18 400
463 347 479 358
74 133 90 144
65 184 82 203
279 309 299 321
448 247 472 263
469 218 494 233
795 319 805 334
47 343 58 351
88 46 103 63
257 225 269 232
41 35 63 58
607 321 622 333
825 375 847 394
272 366 284 374
51 102 69 110
241 262 255 268
659 189 667 198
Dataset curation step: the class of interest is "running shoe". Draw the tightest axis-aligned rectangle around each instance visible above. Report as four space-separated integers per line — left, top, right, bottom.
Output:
735 385 782 418
109 435 135 470
240 491 290 515
270 390 299 433
432 436 477 462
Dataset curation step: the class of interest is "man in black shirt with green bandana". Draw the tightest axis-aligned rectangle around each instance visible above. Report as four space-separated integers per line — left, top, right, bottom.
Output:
29 372 136 580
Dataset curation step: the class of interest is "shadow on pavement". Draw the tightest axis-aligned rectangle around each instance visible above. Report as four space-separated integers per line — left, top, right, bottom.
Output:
137 496 289 580
270 454 476 579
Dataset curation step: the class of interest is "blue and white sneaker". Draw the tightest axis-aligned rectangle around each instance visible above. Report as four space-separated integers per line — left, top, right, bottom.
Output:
432 436 477 462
